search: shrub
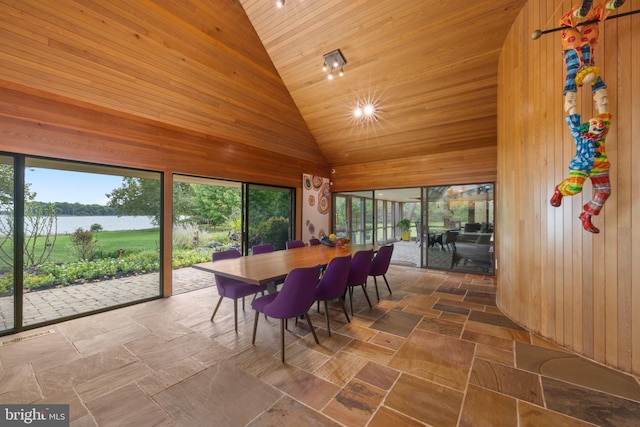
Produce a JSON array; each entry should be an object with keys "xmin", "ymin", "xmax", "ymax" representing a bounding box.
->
[
  {"xmin": 172, "ymin": 248, "xmax": 213, "ymax": 268},
  {"xmin": 69, "ymin": 227, "xmax": 99, "ymax": 261},
  {"xmin": 256, "ymin": 217, "xmax": 289, "ymax": 250},
  {"xmin": 90, "ymin": 223, "xmax": 103, "ymax": 232}
]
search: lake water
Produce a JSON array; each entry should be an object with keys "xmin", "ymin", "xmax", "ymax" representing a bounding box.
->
[{"xmin": 1, "ymin": 215, "xmax": 157, "ymax": 234}]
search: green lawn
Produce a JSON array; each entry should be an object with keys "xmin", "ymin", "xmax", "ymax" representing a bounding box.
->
[{"xmin": 2, "ymin": 228, "xmax": 161, "ymax": 266}]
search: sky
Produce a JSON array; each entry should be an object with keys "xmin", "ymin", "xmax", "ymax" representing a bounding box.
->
[{"xmin": 26, "ymin": 168, "xmax": 125, "ymax": 205}]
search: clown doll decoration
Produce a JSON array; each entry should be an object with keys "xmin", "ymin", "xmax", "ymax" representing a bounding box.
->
[{"xmin": 549, "ymin": 0, "xmax": 624, "ymax": 233}]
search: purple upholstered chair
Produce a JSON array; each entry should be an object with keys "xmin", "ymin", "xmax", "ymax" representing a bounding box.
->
[
  {"xmin": 210, "ymin": 249, "xmax": 267, "ymax": 332},
  {"xmin": 308, "ymin": 238, "xmax": 321, "ymax": 246},
  {"xmin": 314, "ymin": 255, "xmax": 352, "ymax": 336},
  {"xmin": 368, "ymin": 244, "xmax": 394, "ymax": 301},
  {"xmin": 286, "ymin": 240, "xmax": 305, "ymax": 249},
  {"xmin": 345, "ymin": 249, "xmax": 374, "ymax": 316},
  {"xmin": 251, "ymin": 265, "xmax": 321, "ymax": 362},
  {"xmin": 252, "ymin": 243, "xmax": 275, "ymax": 255}
]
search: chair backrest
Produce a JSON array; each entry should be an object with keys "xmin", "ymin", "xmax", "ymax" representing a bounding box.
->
[
  {"xmin": 308, "ymin": 238, "xmax": 321, "ymax": 246},
  {"xmin": 261, "ymin": 266, "xmax": 320, "ymax": 318},
  {"xmin": 211, "ymin": 249, "xmax": 244, "ymax": 289},
  {"xmin": 252, "ymin": 243, "xmax": 274, "ymax": 255},
  {"xmin": 286, "ymin": 240, "xmax": 305, "ymax": 249},
  {"xmin": 369, "ymin": 244, "xmax": 394, "ymax": 276},
  {"xmin": 347, "ymin": 249, "xmax": 374, "ymax": 286},
  {"xmin": 315, "ymin": 255, "xmax": 351, "ymax": 300},
  {"xmin": 212, "ymin": 248, "xmax": 241, "ymax": 262}
]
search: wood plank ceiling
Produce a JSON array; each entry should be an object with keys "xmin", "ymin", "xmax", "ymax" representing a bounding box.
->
[{"xmin": 239, "ymin": 0, "xmax": 528, "ymax": 167}]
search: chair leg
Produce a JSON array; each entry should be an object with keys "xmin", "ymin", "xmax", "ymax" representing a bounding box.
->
[
  {"xmin": 373, "ymin": 276, "xmax": 380, "ymax": 301},
  {"xmin": 348, "ymin": 287, "xmax": 354, "ymax": 316},
  {"xmin": 304, "ymin": 312, "xmax": 319, "ymax": 344},
  {"xmin": 210, "ymin": 296, "xmax": 223, "ymax": 321},
  {"xmin": 338, "ymin": 297, "xmax": 351, "ymax": 323},
  {"xmin": 383, "ymin": 275, "xmax": 392, "ymax": 295},
  {"xmin": 252, "ymin": 311, "xmax": 259, "ymax": 344},
  {"xmin": 280, "ymin": 319, "xmax": 286, "ymax": 363},
  {"xmin": 323, "ymin": 300, "xmax": 331, "ymax": 336},
  {"xmin": 360, "ymin": 284, "xmax": 372, "ymax": 308},
  {"xmin": 233, "ymin": 299, "xmax": 239, "ymax": 332}
]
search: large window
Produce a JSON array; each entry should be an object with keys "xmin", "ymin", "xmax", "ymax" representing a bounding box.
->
[
  {"xmin": 1, "ymin": 156, "xmax": 163, "ymax": 333},
  {"xmin": 0, "ymin": 156, "xmax": 15, "ymax": 332},
  {"xmin": 246, "ymin": 184, "xmax": 295, "ymax": 251},
  {"xmin": 332, "ymin": 185, "xmax": 494, "ymax": 275},
  {"xmin": 333, "ymin": 191, "xmax": 374, "ymax": 244},
  {"xmin": 172, "ymin": 175, "xmax": 242, "ymax": 293}
]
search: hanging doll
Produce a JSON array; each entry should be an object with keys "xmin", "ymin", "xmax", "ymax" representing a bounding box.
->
[{"xmin": 549, "ymin": 0, "xmax": 624, "ymax": 233}]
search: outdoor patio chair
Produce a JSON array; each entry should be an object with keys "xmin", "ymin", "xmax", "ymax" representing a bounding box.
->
[
  {"xmin": 251, "ymin": 265, "xmax": 321, "ymax": 362},
  {"xmin": 210, "ymin": 249, "xmax": 267, "ymax": 332}
]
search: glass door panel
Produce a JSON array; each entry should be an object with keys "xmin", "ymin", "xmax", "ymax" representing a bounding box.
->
[
  {"xmin": 0, "ymin": 156, "xmax": 15, "ymax": 332},
  {"xmin": 22, "ymin": 159, "xmax": 162, "ymax": 326},
  {"xmin": 172, "ymin": 175, "xmax": 241, "ymax": 292},
  {"xmin": 331, "ymin": 191, "xmax": 373, "ymax": 244},
  {"xmin": 426, "ymin": 183, "xmax": 494, "ymax": 274},
  {"xmin": 246, "ymin": 184, "xmax": 294, "ymax": 251}
]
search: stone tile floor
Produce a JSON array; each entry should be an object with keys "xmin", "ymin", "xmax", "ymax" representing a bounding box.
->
[{"xmin": 1, "ymin": 263, "xmax": 639, "ymax": 426}]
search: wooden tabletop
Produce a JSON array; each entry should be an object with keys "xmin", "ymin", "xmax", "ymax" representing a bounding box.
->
[{"xmin": 192, "ymin": 244, "xmax": 379, "ymax": 286}]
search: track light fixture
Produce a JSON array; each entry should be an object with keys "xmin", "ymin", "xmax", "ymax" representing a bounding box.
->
[{"xmin": 322, "ymin": 49, "xmax": 346, "ymax": 81}]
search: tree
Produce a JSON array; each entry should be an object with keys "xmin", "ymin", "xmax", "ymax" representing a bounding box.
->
[
  {"xmin": 107, "ymin": 178, "xmax": 196, "ymax": 225},
  {"xmin": 107, "ymin": 177, "xmax": 161, "ymax": 224},
  {"xmin": 0, "ymin": 164, "xmax": 57, "ymax": 269},
  {"xmin": 192, "ymin": 184, "xmax": 241, "ymax": 226}
]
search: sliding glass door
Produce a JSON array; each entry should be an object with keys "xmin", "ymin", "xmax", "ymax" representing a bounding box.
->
[
  {"xmin": 0, "ymin": 156, "xmax": 163, "ymax": 332},
  {"xmin": 332, "ymin": 191, "xmax": 374, "ymax": 244},
  {"xmin": 245, "ymin": 184, "xmax": 294, "ymax": 251},
  {"xmin": 0, "ymin": 156, "xmax": 15, "ymax": 332},
  {"xmin": 425, "ymin": 183, "xmax": 494, "ymax": 274}
]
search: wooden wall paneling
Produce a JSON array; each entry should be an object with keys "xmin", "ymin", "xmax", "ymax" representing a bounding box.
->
[
  {"xmin": 602, "ymin": 13, "xmax": 622, "ymax": 371},
  {"xmin": 0, "ymin": 0, "xmax": 325, "ymax": 165},
  {"xmin": 329, "ymin": 146, "xmax": 497, "ymax": 193},
  {"xmin": 543, "ymin": 0, "xmax": 557, "ymax": 341},
  {"xmin": 530, "ymin": 1, "xmax": 543, "ymax": 334},
  {"xmin": 498, "ymin": 0, "xmax": 640, "ymax": 375},
  {"xmin": 632, "ymin": 10, "xmax": 640, "ymax": 375},
  {"xmin": 614, "ymin": 8, "xmax": 633, "ymax": 374},
  {"xmin": 0, "ymin": 86, "xmax": 329, "ymax": 187}
]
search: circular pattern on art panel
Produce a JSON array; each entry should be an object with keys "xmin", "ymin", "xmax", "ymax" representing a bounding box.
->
[
  {"xmin": 308, "ymin": 194, "xmax": 315, "ymax": 206},
  {"xmin": 308, "ymin": 223, "xmax": 315, "ymax": 235},
  {"xmin": 318, "ymin": 194, "xmax": 329, "ymax": 214},
  {"xmin": 312, "ymin": 175, "xmax": 323, "ymax": 189},
  {"xmin": 304, "ymin": 175, "xmax": 312, "ymax": 190}
]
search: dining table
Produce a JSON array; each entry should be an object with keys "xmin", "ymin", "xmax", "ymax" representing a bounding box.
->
[{"xmin": 192, "ymin": 243, "xmax": 379, "ymax": 286}]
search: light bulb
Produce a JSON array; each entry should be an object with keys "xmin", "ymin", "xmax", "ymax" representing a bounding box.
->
[
  {"xmin": 354, "ymin": 107, "xmax": 363, "ymax": 117},
  {"xmin": 276, "ymin": 0, "xmax": 284, "ymax": 8},
  {"xmin": 339, "ymin": 68, "xmax": 344, "ymax": 77},
  {"xmin": 363, "ymin": 104, "xmax": 374, "ymax": 116},
  {"xmin": 322, "ymin": 63, "xmax": 327, "ymax": 72},
  {"xmin": 328, "ymin": 73, "xmax": 333, "ymax": 80}
]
